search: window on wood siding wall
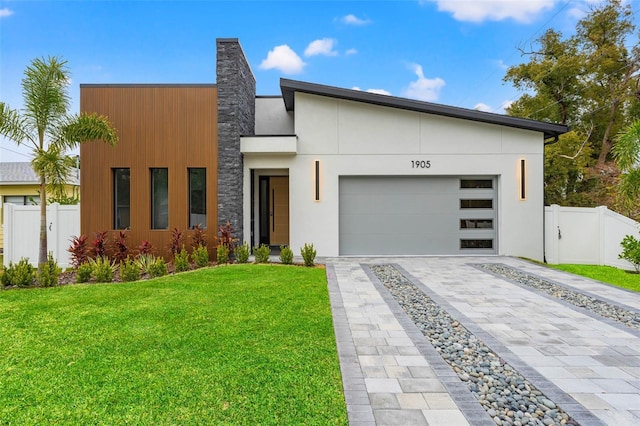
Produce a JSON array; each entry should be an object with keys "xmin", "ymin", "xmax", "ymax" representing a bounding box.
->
[
  {"xmin": 189, "ymin": 168, "xmax": 206, "ymax": 229},
  {"xmin": 151, "ymin": 168, "xmax": 169, "ymax": 230},
  {"xmin": 113, "ymin": 168, "xmax": 130, "ymax": 229}
]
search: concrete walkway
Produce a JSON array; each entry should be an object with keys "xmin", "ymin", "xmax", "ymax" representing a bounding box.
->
[{"xmin": 325, "ymin": 257, "xmax": 640, "ymax": 426}]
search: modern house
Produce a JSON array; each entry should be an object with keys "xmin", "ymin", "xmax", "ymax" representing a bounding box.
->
[
  {"xmin": 80, "ymin": 38, "xmax": 568, "ymax": 261},
  {"xmin": 0, "ymin": 161, "xmax": 79, "ymax": 253}
]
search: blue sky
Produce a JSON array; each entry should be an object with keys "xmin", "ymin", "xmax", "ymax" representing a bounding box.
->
[{"xmin": 1, "ymin": 0, "xmax": 638, "ymax": 162}]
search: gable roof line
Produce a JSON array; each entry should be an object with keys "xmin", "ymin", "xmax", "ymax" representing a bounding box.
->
[{"xmin": 280, "ymin": 78, "xmax": 569, "ymax": 140}]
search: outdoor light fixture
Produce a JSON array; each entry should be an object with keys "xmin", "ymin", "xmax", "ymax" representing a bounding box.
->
[
  {"xmin": 315, "ymin": 160, "xmax": 320, "ymax": 201},
  {"xmin": 519, "ymin": 159, "xmax": 526, "ymax": 200}
]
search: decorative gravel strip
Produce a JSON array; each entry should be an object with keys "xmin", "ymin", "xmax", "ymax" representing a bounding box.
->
[
  {"xmin": 371, "ymin": 264, "xmax": 578, "ymax": 426},
  {"xmin": 478, "ymin": 263, "xmax": 640, "ymax": 331}
]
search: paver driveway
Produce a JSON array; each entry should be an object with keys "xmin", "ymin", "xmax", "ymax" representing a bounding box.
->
[{"xmin": 325, "ymin": 257, "xmax": 640, "ymax": 426}]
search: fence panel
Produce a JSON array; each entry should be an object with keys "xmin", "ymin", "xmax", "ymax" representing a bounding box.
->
[
  {"xmin": 544, "ymin": 204, "xmax": 637, "ymax": 270},
  {"xmin": 3, "ymin": 203, "xmax": 79, "ymax": 268}
]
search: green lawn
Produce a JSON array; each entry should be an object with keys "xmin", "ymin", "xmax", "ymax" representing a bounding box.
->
[
  {"xmin": 547, "ymin": 263, "xmax": 640, "ymax": 292},
  {"xmin": 0, "ymin": 264, "xmax": 347, "ymax": 425}
]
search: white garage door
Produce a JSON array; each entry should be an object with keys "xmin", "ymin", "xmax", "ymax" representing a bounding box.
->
[{"xmin": 339, "ymin": 176, "xmax": 497, "ymax": 255}]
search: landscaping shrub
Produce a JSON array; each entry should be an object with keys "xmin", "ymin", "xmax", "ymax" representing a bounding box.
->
[
  {"xmin": 38, "ymin": 253, "xmax": 61, "ymax": 287},
  {"xmin": 135, "ymin": 254, "xmax": 156, "ymax": 275},
  {"xmin": 148, "ymin": 258, "xmax": 168, "ymax": 278},
  {"xmin": 91, "ymin": 231, "xmax": 109, "ymax": 259},
  {"xmin": 191, "ymin": 224, "xmax": 207, "ymax": 249},
  {"xmin": 254, "ymin": 244, "xmax": 271, "ymax": 264},
  {"xmin": 215, "ymin": 244, "xmax": 228, "ymax": 265},
  {"xmin": 76, "ymin": 262, "xmax": 92, "ymax": 283},
  {"xmin": 218, "ymin": 220, "xmax": 238, "ymax": 253},
  {"xmin": 301, "ymin": 243, "xmax": 317, "ymax": 267},
  {"xmin": 174, "ymin": 246, "xmax": 190, "ymax": 273},
  {"xmin": 279, "ymin": 245, "xmax": 294, "ymax": 265},
  {"xmin": 138, "ymin": 240, "xmax": 153, "ymax": 256},
  {"xmin": 619, "ymin": 234, "xmax": 640, "ymax": 272},
  {"xmin": 234, "ymin": 242, "xmax": 250, "ymax": 264},
  {"xmin": 191, "ymin": 244, "xmax": 209, "ymax": 267},
  {"xmin": 113, "ymin": 230, "xmax": 129, "ymax": 263},
  {"xmin": 168, "ymin": 227, "xmax": 184, "ymax": 258},
  {"xmin": 120, "ymin": 258, "xmax": 141, "ymax": 282},
  {"xmin": 1, "ymin": 258, "xmax": 35, "ymax": 288},
  {"xmin": 68, "ymin": 234, "xmax": 89, "ymax": 268},
  {"xmin": 90, "ymin": 256, "xmax": 117, "ymax": 283}
]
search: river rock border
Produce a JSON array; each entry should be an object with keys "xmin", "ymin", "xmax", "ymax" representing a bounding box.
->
[
  {"xmin": 370, "ymin": 264, "xmax": 594, "ymax": 426},
  {"xmin": 477, "ymin": 264, "xmax": 640, "ymax": 332}
]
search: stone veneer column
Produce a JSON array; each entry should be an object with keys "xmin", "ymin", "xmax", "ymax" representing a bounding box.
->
[{"xmin": 216, "ymin": 38, "xmax": 255, "ymax": 241}]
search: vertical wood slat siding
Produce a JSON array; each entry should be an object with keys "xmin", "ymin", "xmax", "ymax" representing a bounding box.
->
[{"xmin": 80, "ymin": 85, "xmax": 218, "ymax": 257}]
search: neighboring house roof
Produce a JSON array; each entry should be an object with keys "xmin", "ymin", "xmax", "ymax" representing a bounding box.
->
[
  {"xmin": 0, "ymin": 162, "xmax": 80, "ymax": 186},
  {"xmin": 280, "ymin": 78, "xmax": 569, "ymax": 141}
]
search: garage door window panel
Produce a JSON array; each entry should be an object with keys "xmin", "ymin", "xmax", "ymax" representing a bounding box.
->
[
  {"xmin": 460, "ymin": 219, "xmax": 493, "ymax": 229},
  {"xmin": 460, "ymin": 179, "xmax": 493, "ymax": 189},
  {"xmin": 460, "ymin": 199, "xmax": 493, "ymax": 209},
  {"xmin": 461, "ymin": 239, "xmax": 493, "ymax": 249}
]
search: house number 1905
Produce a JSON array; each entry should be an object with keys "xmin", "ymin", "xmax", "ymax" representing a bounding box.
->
[{"xmin": 411, "ymin": 160, "xmax": 431, "ymax": 169}]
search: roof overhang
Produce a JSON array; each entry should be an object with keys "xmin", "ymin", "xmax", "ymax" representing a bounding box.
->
[{"xmin": 280, "ymin": 78, "xmax": 569, "ymax": 141}]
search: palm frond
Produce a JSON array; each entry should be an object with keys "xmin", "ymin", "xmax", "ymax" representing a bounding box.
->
[
  {"xmin": 618, "ymin": 168, "xmax": 640, "ymax": 211},
  {"xmin": 31, "ymin": 145, "xmax": 74, "ymax": 200},
  {"xmin": 21, "ymin": 56, "xmax": 71, "ymax": 146},
  {"xmin": 0, "ymin": 102, "xmax": 34, "ymax": 146},
  {"xmin": 613, "ymin": 119, "xmax": 640, "ymax": 172},
  {"xmin": 57, "ymin": 112, "xmax": 118, "ymax": 150}
]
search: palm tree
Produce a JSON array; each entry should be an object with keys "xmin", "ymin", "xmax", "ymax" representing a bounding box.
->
[
  {"xmin": 612, "ymin": 119, "xmax": 640, "ymax": 215},
  {"xmin": 0, "ymin": 56, "xmax": 118, "ymax": 265}
]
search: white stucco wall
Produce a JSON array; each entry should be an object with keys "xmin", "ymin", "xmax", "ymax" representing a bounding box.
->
[
  {"xmin": 255, "ymin": 97, "xmax": 294, "ymax": 135},
  {"xmin": 245, "ymin": 92, "xmax": 545, "ymax": 260}
]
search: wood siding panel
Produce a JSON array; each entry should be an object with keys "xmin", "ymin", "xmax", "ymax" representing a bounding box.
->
[{"xmin": 80, "ymin": 86, "xmax": 218, "ymax": 257}]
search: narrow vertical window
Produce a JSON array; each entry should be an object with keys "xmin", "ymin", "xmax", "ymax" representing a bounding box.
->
[
  {"xmin": 189, "ymin": 168, "xmax": 206, "ymax": 228},
  {"xmin": 151, "ymin": 168, "xmax": 169, "ymax": 230},
  {"xmin": 113, "ymin": 168, "xmax": 130, "ymax": 229}
]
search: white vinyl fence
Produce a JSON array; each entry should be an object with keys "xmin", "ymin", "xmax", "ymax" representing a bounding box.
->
[
  {"xmin": 544, "ymin": 204, "xmax": 639, "ymax": 270},
  {"xmin": 3, "ymin": 203, "xmax": 80, "ymax": 268}
]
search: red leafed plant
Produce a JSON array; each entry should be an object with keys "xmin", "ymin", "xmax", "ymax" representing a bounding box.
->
[
  {"xmin": 191, "ymin": 224, "xmax": 207, "ymax": 249},
  {"xmin": 138, "ymin": 240, "xmax": 153, "ymax": 255},
  {"xmin": 113, "ymin": 230, "xmax": 129, "ymax": 263},
  {"xmin": 92, "ymin": 231, "xmax": 108, "ymax": 259},
  {"xmin": 218, "ymin": 220, "xmax": 238, "ymax": 251},
  {"xmin": 168, "ymin": 227, "xmax": 184, "ymax": 258},
  {"xmin": 68, "ymin": 234, "xmax": 89, "ymax": 268}
]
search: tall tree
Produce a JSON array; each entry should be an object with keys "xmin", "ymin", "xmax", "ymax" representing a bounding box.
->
[
  {"xmin": 504, "ymin": 0, "xmax": 640, "ymax": 207},
  {"xmin": 576, "ymin": 0, "xmax": 640, "ymax": 167},
  {"xmin": 0, "ymin": 56, "xmax": 118, "ymax": 265}
]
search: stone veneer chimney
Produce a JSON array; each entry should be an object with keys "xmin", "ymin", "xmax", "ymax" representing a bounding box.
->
[{"xmin": 216, "ymin": 38, "xmax": 256, "ymax": 241}]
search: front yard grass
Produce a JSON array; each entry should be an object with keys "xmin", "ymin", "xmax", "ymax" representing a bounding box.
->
[
  {"xmin": 0, "ymin": 264, "xmax": 347, "ymax": 425},
  {"xmin": 547, "ymin": 263, "xmax": 640, "ymax": 293}
]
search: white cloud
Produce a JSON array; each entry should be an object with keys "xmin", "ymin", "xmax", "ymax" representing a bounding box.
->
[
  {"xmin": 352, "ymin": 86, "xmax": 392, "ymax": 96},
  {"xmin": 428, "ymin": 0, "xmax": 557, "ymax": 23},
  {"xmin": 0, "ymin": 8, "xmax": 14, "ymax": 18},
  {"xmin": 366, "ymin": 88, "xmax": 391, "ymax": 95},
  {"xmin": 474, "ymin": 103, "xmax": 493, "ymax": 112},
  {"xmin": 402, "ymin": 64, "xmax": 445, "ymax": 102},
  {"xmin": 473, "ymin": 100, "xmax": 513, "ymax": 113},
  {"xmin": 259, "ymin": 45, "xmax": 306, "ymax": 74},
  {"xmin": 500, "ymin": 99, "xmax": 513, "ymax": 111},
  {"xmin": 304, "ymin": 38, "xmax": 338, "ymax": 57},
  {"xmin": 341, "ymin": 14, "xmax": 371, "ymax": 25},
  {"xmin": 494, "ymin": 59, "xmax": 508, "ymax": 70},
  {"xmin": 346, "ymin": 48, "xmax": 358, "ymax": 55}
]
